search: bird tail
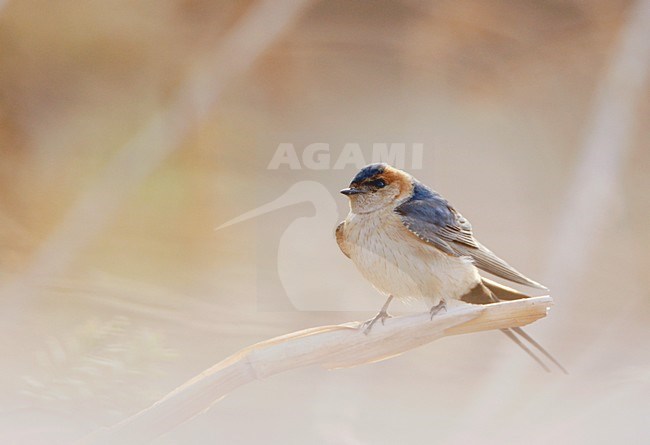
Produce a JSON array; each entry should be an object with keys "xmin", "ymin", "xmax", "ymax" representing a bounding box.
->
[
  {"xmin": 463, "ymin": 278, "xmax": 567, "ymax": 374},
  {"xmin": 481, "ymin": 277, "xmax": 529, "ymax": 301}
]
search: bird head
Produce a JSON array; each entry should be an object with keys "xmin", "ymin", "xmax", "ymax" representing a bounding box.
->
[{"xmin": 340, "ymin": 163, "xmax": 413, "ymax": 213}]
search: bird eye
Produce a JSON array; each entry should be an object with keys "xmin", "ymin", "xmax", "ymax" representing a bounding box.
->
[{"xmin": 372, "ymin": 179, "xmax": 386, "ymax": 188}]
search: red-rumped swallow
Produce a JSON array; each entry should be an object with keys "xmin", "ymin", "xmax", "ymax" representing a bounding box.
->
[{"xmin": 336, "ymin": 163, "xmax": 566, "ymax": 373}]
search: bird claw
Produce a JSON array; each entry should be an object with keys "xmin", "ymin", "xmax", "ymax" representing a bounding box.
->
[
  {"xmin": 429, "ymin": 301, "xmax": 447, "ymax": 319},
  {"xmin": 361, "ymin": 310, "xmax": 392, "ymax": 335}
]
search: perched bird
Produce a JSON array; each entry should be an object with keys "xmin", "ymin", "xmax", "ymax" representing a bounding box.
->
[{"xmin": 336, "ymin": 163, "xmax": 565, "ymax": 373}]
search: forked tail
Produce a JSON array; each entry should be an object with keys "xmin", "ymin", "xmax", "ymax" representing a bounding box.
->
[{"xmin": 462, "ymin": 278, "xmax": 567, "ymax": 374}]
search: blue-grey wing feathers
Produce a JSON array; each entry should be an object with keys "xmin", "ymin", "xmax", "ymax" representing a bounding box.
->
[{"xmin": 395, "ymin": 181, "xmax": 548, "ymax": 290}]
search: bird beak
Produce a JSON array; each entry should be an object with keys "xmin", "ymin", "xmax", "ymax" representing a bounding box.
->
[{"xmin": 340, "ymin": 187, "xmax": 364, "ymax": 196}]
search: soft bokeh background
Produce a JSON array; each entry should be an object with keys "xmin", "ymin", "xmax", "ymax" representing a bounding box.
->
[{"xmin": 1, "ymin": 0, "xmax": 649, "ymax": 443}]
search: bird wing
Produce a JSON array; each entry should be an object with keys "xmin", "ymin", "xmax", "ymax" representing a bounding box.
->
[
  {"xmin": 335, "ymin": 221, "xmax": 351, "ymax": 258},
  {"xmin": 395, "ymin": 184, "xmax": 548, "ymax": 290}
]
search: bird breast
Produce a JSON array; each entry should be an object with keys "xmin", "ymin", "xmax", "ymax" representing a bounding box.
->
[{"xmin": 340, "ymin": 208, "xmax": 480, "ymax": 304}]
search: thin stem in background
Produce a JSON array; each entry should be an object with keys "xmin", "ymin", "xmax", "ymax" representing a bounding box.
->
[{"xmin": 0, "ymin": 0, "xmax": 315, "ymax": 315}]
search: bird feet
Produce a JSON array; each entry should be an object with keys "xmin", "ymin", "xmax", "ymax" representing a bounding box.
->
[
  {"xmin": 361, "ymin": 310, "xmax": 392, "ymax": 335},
  {"xmin": 429, "ymin": 301, "xmax": 447, "ymax": 319}
]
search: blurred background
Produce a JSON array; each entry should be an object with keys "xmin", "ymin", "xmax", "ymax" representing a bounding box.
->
[{"xmin": 1, "ymin": 0, "xmax": 649, "ymax": 443}]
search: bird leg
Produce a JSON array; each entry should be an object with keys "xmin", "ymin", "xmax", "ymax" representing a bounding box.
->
[
  {"xmin": 429, "ymin": 300, "xmax": 447, "ymax": 319},
  {"xmin": 362, "ymin": 295, "xmax": 394, "ymax": 335}
]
